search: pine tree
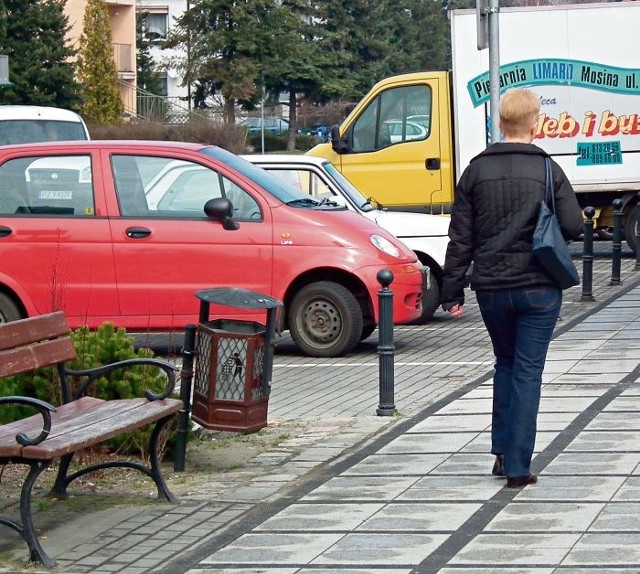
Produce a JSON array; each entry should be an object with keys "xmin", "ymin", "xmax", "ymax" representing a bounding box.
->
[
  {"xmin": 165, "ymin": 0, "xmax": 265, "ymax": 121},
  {"xmin": 0, "ymin": 0, "xmax": 81, "ymax": 107},
  {"xmin": 137, "ymin": 11, "xmax": 164, "ymax": 96},
  {"xmin": 391, "ymin": 0, "xmax": 453, "ymax": 74},
  {"xmin": 315, "ymin": 0, "xmax": 395, "ymax": 100},
  {"xmin": 76, "ymin": 0, "xmax": 124, "ymax": 125},
  {"xmin": 261, "ymin": 0, "xmax": 328, "ymax": 150}
]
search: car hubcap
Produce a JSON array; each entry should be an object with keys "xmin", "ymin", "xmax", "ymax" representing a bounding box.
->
[{"xmin": 302, "ymin": 299, "xmax": 342, "ymax": 344}]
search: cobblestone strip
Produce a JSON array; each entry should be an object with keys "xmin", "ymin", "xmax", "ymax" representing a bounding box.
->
[{"xmin": 53, "ymin": 502, "xmax": 252, "ymax": 573}]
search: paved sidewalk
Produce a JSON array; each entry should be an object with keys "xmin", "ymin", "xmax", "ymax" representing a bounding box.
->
[
  {"xmin": 2, "ymin": 246, "xmax": 640, "ymax": 573},
  {"xmin": 178, "ymin": 282, "xmax": 640, "ymax": 573}
]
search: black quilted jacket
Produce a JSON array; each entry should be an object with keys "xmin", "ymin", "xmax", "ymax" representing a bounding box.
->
[{"xmin": 441, "ymin": 142, "xmax": 583, "ymax": 309}]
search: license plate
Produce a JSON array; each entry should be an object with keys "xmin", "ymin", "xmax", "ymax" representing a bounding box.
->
[{"xmin": 38, "ymin": 190, "xmax": 73, "ymax": 200}]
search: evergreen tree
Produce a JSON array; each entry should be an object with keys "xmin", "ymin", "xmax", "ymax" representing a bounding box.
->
[
  {"xmin": 315, "ymin": 0, "xmax": 395, "ymax": 100},
  {"xmin": 136, "ymin": 12, "xmax": 167, "ymax": 122},
  {"xmin": 165, "ymin": 0, "xmax": 265, "ymax": 122},
  {"xmin": 76, "ymin": 0, "xmax": 124, "ymax": 125},
  {"xmin": 137, "ymin": 11, "xmax": 164, "ymax": 95},
  {"xmin": 258, "ymin": 0, "xmax": 329, "ymax": 150},
  {"xmin": 0, "ymin": 0, "xmax": 81, "ymax": 107},
  {"xmin": 391, "ymin": 0, "xmax": 453, "ymax": 73}
]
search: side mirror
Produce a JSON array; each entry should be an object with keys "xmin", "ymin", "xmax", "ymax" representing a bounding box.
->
[
  {"xmin": 330, "ymin": 124, "xmax": 350, "ymax": 154},
  {"xmin": 204, "ymin": 197, "xmax": 239, "ymax": 230}
]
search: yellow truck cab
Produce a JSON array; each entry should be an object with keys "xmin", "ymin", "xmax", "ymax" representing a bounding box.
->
[{"xmin": 307, "ymin": 72, "xmax": 454, "ymax": 214}]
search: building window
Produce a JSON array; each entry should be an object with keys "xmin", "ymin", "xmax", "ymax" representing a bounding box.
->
[
  {"xmin": 144, "ymin": 11, "xmax": 168, "ymax": 42},
  {"xmin": 158, "ymin": 73, "xmax": 168, "ymax": 97}
]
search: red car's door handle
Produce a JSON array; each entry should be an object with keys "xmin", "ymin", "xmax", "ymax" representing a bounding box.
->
[
  {"xmin": 125, "ymin": 227, "xmax": 151, "ymax": 239},
  {"xmin": 0, "ymin": 226, "xmax": 12, "ymax": 237}
]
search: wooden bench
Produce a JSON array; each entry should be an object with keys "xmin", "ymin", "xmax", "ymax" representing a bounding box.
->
[{"xmin": 0, "ymin": 312, "xmax": 183, "ymax": 568}]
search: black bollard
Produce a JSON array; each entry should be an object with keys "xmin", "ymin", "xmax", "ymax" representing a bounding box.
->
[
  {"xmin": 635, "ymin": 192, "xmax": 640, "ymax": 271},
  {"xmin": 611, "ymin": 198, "xmax": 623, "ymax": 286},
  {"xmin": 376, "ymin": 269, "xmax": 396, "ymax": 416},
  {"xmin": 582, "ymin": 207, "xmax": 596, "ymax": 302},
  {"xmin": 174, "ymin": 323, "xmax": 196, "ymax": 472}
]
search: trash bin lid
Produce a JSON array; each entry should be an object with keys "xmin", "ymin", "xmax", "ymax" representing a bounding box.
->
[{"xmin": 195, "ymin": 287, "xmax": 283, "ymax": 310}]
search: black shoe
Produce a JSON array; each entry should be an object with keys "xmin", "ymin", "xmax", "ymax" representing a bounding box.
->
[
  {"xmin": 492, "ymin": 454, "xmax": 504, "ymax": 477},
  {"xmin": 506, "ymin": 474, "xmax": 537, "ymax": 488}
]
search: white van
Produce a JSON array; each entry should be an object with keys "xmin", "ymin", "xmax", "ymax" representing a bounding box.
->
[{"xmin": 0, "ymin": 105, "xmax": 90, "ymax": 145}]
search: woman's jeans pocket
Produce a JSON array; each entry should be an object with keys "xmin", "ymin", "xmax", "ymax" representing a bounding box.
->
[{"xmin": 524, "ymin": 286, "xmax": 562, "ymax": 310}]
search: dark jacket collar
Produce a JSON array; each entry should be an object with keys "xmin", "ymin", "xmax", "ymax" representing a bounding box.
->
[{"xmin": 470, "ymin": 142, "xmax": 549, "ymax": 163}]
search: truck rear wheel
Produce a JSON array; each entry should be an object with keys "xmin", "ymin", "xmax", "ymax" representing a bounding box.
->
[
  {"xmin": 597, "ymin": 227, "xmax": 614, "ymax": 240},
  {"xmin": 624, "ymin": 207, "xmax": 640, "ymax": 255},
  {"xmin": 289, "ymin": 281, "xmax": 363, "ymax": 357}
]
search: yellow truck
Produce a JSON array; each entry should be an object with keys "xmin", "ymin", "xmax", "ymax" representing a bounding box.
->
[{"xmin": 308, "ymin": 2, "xmax": 640, "ymax": 252}]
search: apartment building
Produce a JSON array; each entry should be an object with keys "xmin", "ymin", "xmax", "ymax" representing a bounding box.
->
[
  {"xmin": 64, "ymin": 0, "xmax": 137, "ymax": 115},
  {"xmin": 136, "ymin": 0, "xmax": 189, "ymax": 102}
]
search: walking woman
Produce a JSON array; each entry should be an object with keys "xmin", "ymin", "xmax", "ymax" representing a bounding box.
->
[{"xmin": 441, "ymin": 88, "xmax": 583, "ymax": 488}]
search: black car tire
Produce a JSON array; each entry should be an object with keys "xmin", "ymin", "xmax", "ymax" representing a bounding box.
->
[
  {"xmin": 359, "ymin": 322, "xmax": 377, "ymax": 341},
  {"xmin": 289, "ymin": 281, "xmax": 363, "ymax": 357},
  {"xmin": 418, "ymin": 271, "xmax": 441, "ymax": 323},
  {"xmin": 408, "ymin": 266, "xmax": 441, "ymax": 325},
  {"xmin": 0, "ymin": 292, "xmax": 22, "ymax": 323}
]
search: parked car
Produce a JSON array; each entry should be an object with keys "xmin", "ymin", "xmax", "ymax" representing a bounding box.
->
[
  {"xmin": 298, "ymin": 124, "xmax": 331, "ymax": 143},
  {"xmin": 242, "ymin": 154, "xmax": 449, "ymax": 322},
  {"xmin": 383, "ymin": 120, "xmax": 428, "ymax": 144},
  {"xmin": 0, "ymin": 105, "xmax": 90, "ymax": 145},
  {"xmin": 239, "ymin": 117, "xmax": 289, "ymax": 136},
  {"xmin": 0, "ymin": 140, "xmax": 424, "ymax": 357}
]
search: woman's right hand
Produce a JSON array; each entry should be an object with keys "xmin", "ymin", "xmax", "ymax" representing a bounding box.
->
[{"xmin": 448, "ymin": 303, "xmax": 463, "ymax": 319}]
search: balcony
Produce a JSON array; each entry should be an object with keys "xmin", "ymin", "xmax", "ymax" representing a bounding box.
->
[{"xmin": 113, "ymin": 43, "xmax": 134, "ymax": 79}]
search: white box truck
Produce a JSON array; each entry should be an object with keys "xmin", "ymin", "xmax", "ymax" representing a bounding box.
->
[{"xmin": 309, "ymin": 2, "xmax": 640, "ymax": 250}]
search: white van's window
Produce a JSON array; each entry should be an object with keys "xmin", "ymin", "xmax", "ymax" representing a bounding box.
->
[
  {"xmin": 0, "ymin": 120, "xmax": 89, "ymax": 144},
  {"xmin": 352, "ymin": 85, "xmax": 432, "ymax": 152},
  {"xmin": 262, "ymin": 167, "xmax": 332, "ymax": 199},
  {"xmin": 0, "ymin": 155, "xmax": 94, "ymax": 216},
  {"xmin": 114, "ymin": 155, "xmax": 261, "ymax": 220}
]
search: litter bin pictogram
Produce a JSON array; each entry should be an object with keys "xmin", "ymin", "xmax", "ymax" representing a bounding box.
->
[{"xmin": 191, "ymin": 288, "xmax": 282, "ymax": 433}]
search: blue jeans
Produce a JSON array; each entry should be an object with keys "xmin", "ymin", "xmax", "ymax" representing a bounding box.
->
[{"xmin": 476, "ymin": 286, "xmax": 562, "ymax": 478}]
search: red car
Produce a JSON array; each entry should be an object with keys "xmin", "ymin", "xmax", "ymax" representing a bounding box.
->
[{"xmin": 0, "ymin": 141, "xmax": 423, "ymax": 357}]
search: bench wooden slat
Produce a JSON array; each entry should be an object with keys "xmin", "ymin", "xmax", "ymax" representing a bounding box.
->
[
  {"xmin": 0, "ymin": 397, "xmax": 105, "ymax": 452},
  {"xmin": 22, "ymin": 398, "xmax": 182, "ymax": 459},
  {"xmin": 0, "ymin": 337, "xmax": 77, "ymax": 379},
  {"xmin": 0, "ymin": 312, "xmax": 69, "ymax": 351},
  {"xmin": 0, "ymin": 397, "xmax": 182, "ymax": 458},
  {"xmin": 0, "ymin": 397, "xmax": 106, "ymax": 457},
  {"xmin": 39, "ymin": 398, "xmax": 170, "ymax": 441}
]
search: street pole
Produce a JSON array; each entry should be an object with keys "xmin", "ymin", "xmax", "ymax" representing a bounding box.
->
[{"xmin": 488, "ymin": 0, "xmax": 501, "ymax": 144}]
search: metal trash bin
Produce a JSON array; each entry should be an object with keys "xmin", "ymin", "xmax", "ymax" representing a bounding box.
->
[{"xmin": 191, "ymin": 288, "xmax": 282, "ymax": 433}]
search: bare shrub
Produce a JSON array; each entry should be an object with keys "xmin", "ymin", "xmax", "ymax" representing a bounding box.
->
[{"xmin": 89, "ymin": 119, "xmax": 249, "ymax": 154}]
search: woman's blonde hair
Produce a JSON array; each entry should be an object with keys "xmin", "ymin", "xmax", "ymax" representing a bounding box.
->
[{"xmin": 499, "ymin": 88, "xmax": 540, "ymax": 138}]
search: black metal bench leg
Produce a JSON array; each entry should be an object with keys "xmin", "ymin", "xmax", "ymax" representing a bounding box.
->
[
  {"xmin": 50, "ymin": 452, "xmax": 74, "ymax": 498},
  {"xmin": 148, "ymin": 416, "xmax": 178, "ymax": 503},
  {"xmin": 48, "ymin": 416, "xmax": 178, "ymax": 504},
  {"xmin": 21, "ymin": 461, "xmax": 56, "ymax": 567}
]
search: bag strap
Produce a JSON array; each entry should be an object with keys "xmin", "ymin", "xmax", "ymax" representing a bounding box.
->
[{"xmin": 544, "ymin": 156, "xmax": 555, "ymax": 213}]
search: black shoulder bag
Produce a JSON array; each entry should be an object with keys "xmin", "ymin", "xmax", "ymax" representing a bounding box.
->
[{"xmin": 532, "ymin": 157, "xmax": 580, "ymax": 290}]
